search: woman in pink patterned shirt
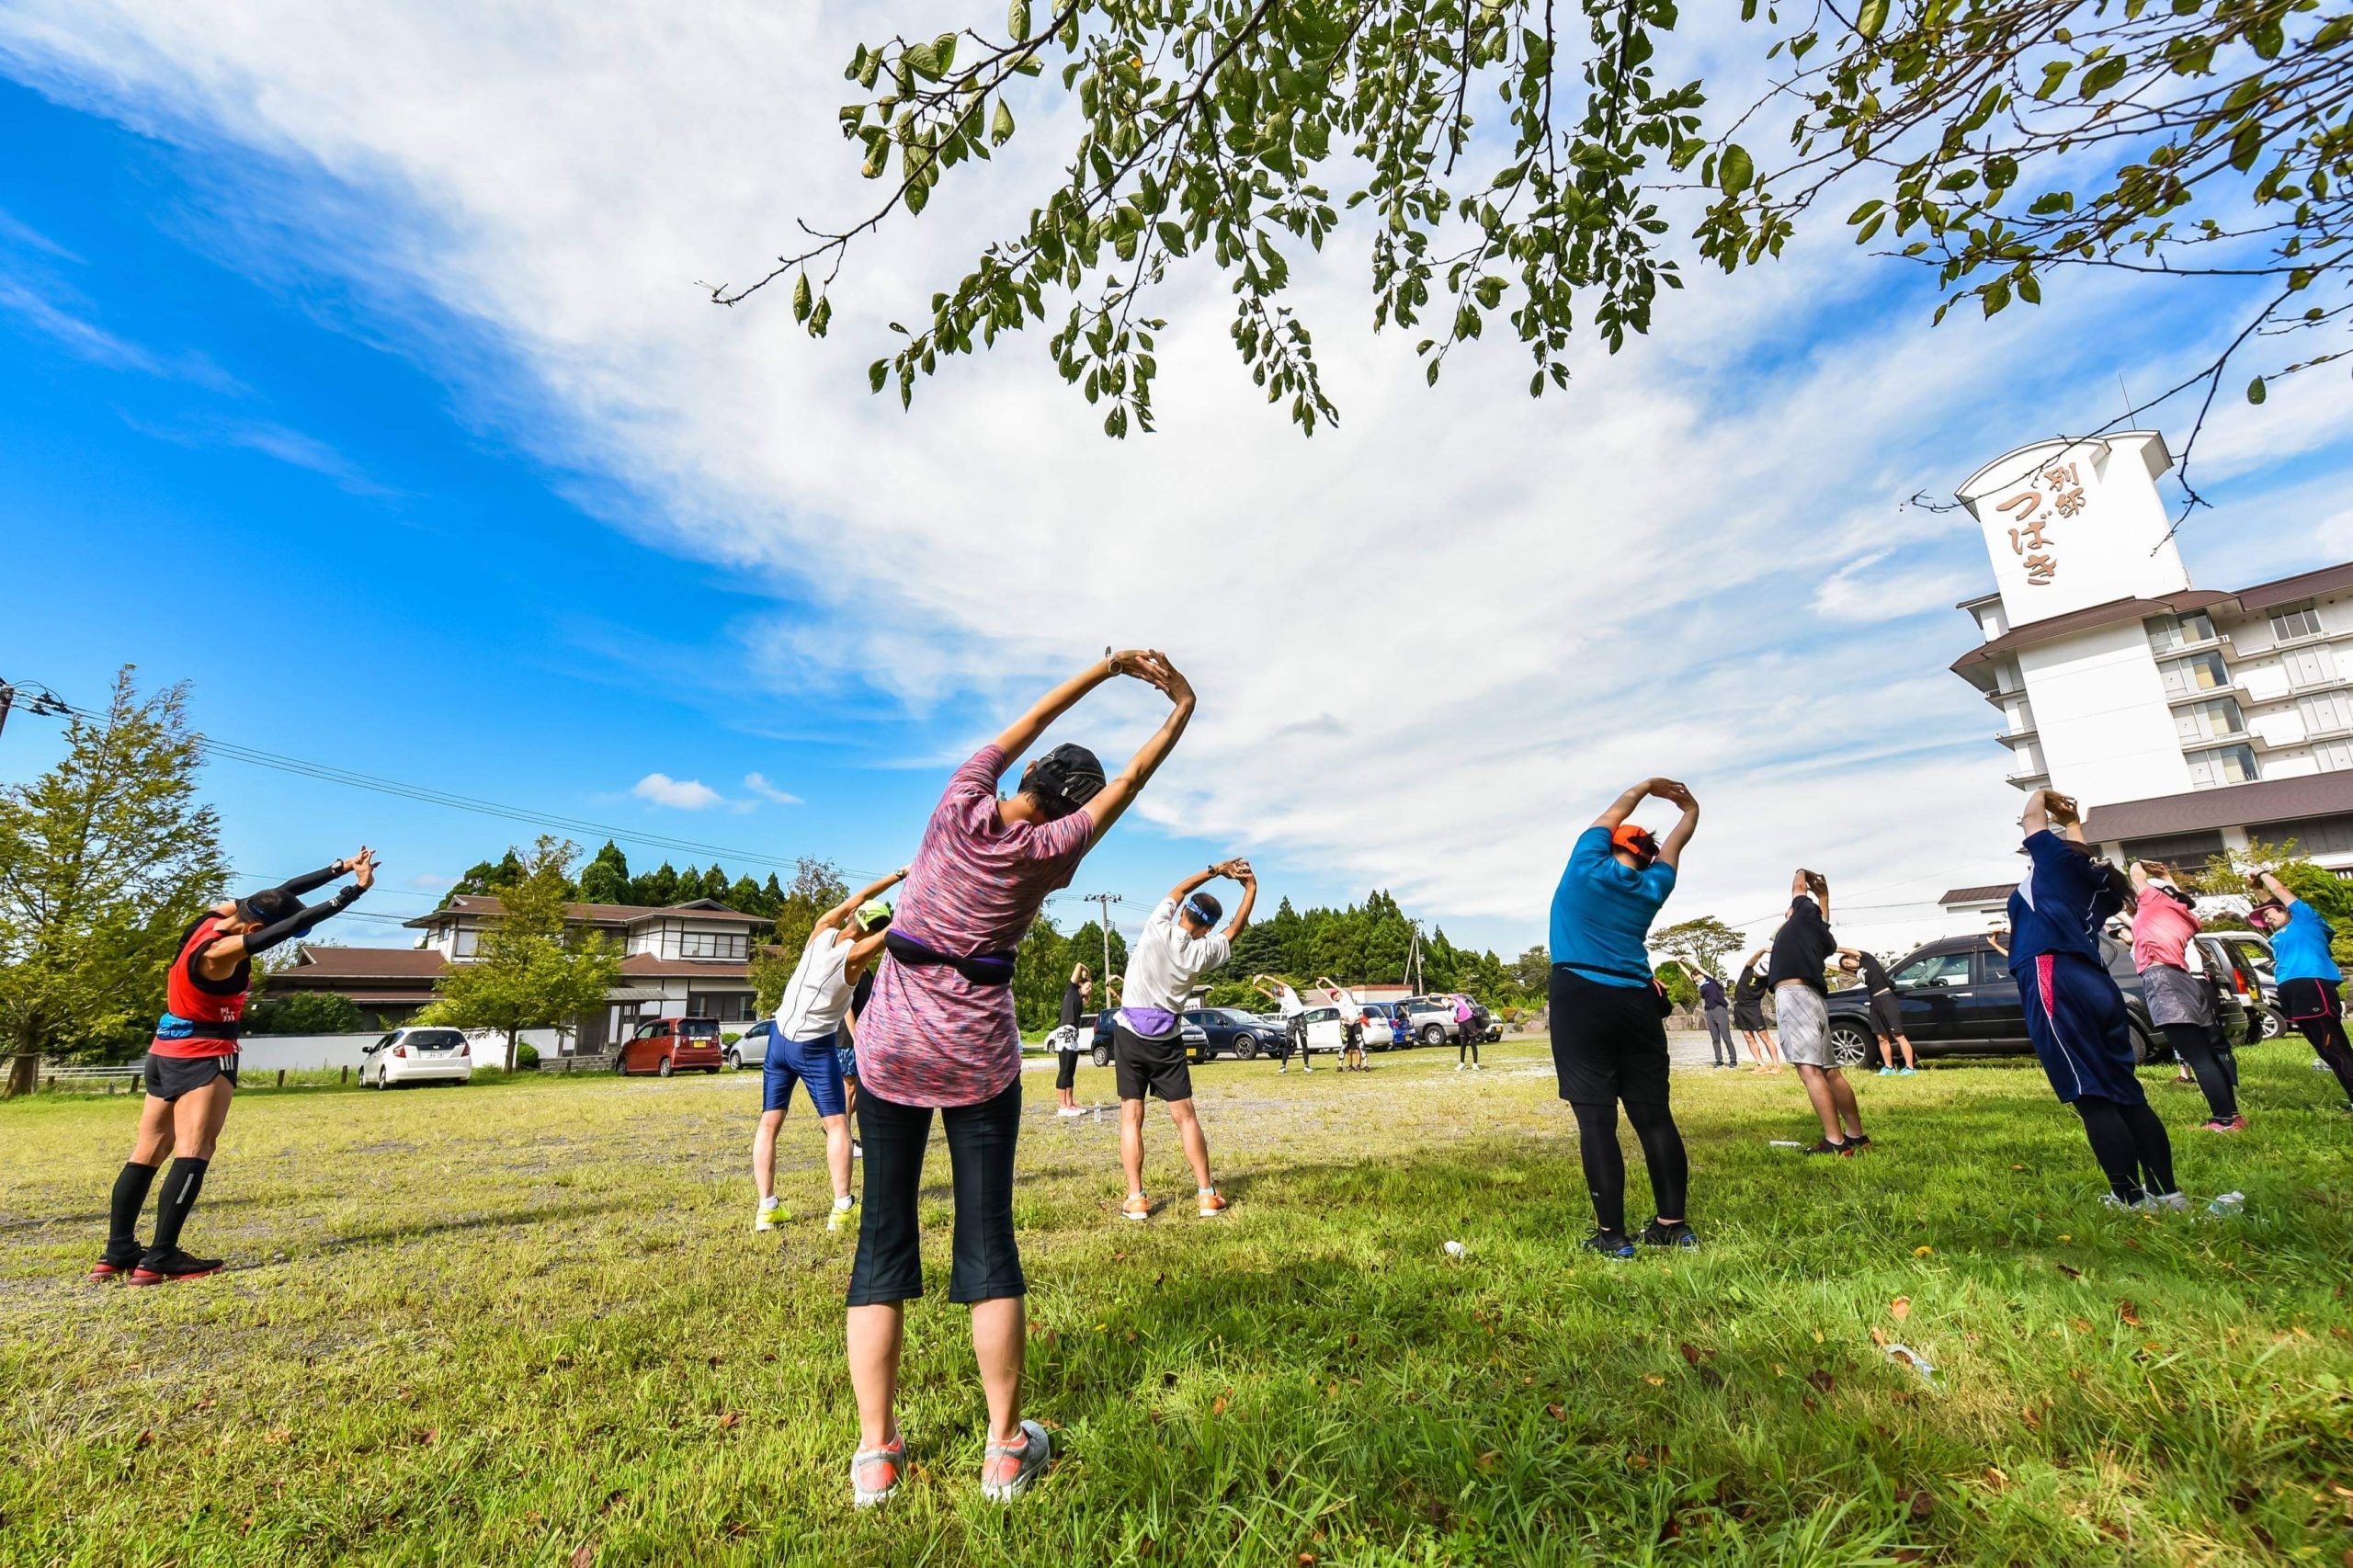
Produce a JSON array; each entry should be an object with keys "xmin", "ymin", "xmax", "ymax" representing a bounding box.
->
[{"xmin": 847, "ymin": 649, "xmax": 1195, "ymax": 1506}]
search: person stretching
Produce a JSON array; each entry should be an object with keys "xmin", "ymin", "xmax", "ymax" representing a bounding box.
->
[
  {"xmin": 1115, "ymin": 861, "xmax": 1256, "ymax": 1221},
  {"xmin": 1053, "ymin": 962, "xmax": 1092, "ymax": 1116},
  {"xmin": 2246, "ymin": 868, "xmax": 2353, "ymax": 1113},
  {"xmin": 1731, "ymin": 952, "xmax": 1779, "ymax": 1071},
  {"xmin": 1770, "ymin": 871, "xmax": 1867, "ymax": 1155},
  {"xmin": 1252, "ymin": 975, "xmax": 1313, "ymax": 1073},
  {"xmin": 2129, "ymin": 862, "xmax": 2243, "ymax": 1131},
  {"xmin": 845, "ymin": 649, "xmax": 1194, "ymax": 1506},
  {"xmin": 1549, "ymin": 777, "xmax": 1702, "ymax": 1256},
  {"xmin": 1319, "ymin": 977, "xmax": 1368, "ymax": 1071},
  {"xmin": 757, "ymin": 869, "xmax": 905, "ymax": 1233},
  {"xmin": 1697, "ymin": 971, "xmax": 1736, "ymax": 1068},
  {"xmin": 2006, "ymin": 790, "xmax": 2184, "ymax": 1209},
  {"xmin": 93, "ymin": 850, "xmax": 376, "ymax": 1284},
  {"xmin": 1454, "ymin": 994, "xmax": 1482, "ymax": 1070},
  {"xmin": 1837, "ymin": 948, "xmax": 1915, "ymax": 1075}
]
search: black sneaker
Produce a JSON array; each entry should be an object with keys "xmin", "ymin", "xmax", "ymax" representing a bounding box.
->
[
  {"xmin": 1802, "ymin": 1138, "xmax": 1853, "ymax": 1157},
  {"xmin": 127, "ymin": 1247, "xmax": 223, "ymax": 1287},
  {"xmin": 1846, "ymin": 1134, "xmax": 1872, "ymax": 1150},
  {"xmin": 1581, "ymin": 1229, "xmax": 1637, "ymax": 1259},
  {"xmin": 88, "ymin": 1244, "xmax": 142, "ymax": 1283},
  {"xmin": 1638, "ymin": 1220, "xmax": 1699, "ymax": 1249}
]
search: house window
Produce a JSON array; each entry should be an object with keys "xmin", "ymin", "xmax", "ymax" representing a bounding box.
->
[
  {"xmin": 2145, "ymin": 610, "xmax": 2216, "ymax": 653},
  {"xmin": 2185, "ymin": 744, "xmax": 2257, "ymax": 789},
  {"xmin": 688, "ymin": 991, "xmax": 756, "ymax": 1021},
  {"xmin": 2269, "ymin": 603, "xmax": 2324, "ymax": 641},
  {"xmin": 2175, "ymin": 697, "xmax": 2245, "ymax": 743},
  {"xmin": 2297, "ymin": 691, "xmax": 2353, "ymax": 736},
  {"xmin": 2158, "ymin": 651, "xmax": 2231, "ymax": 697},
  {"xmin": 679, "ymin": 929, "xmax": 747, "ymax": 960},
  {"xmin": 451, "ymin": 927, "xmax": 479, "ymax": 960}
]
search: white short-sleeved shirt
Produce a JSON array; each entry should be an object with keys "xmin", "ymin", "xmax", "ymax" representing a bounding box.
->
[
  {"xmin": 776, "ymin": 929, "xmax": 855, "ymax": 1042},
  {"xmin": 1119, "ymin": 897, "xmax": 1231, "ymax": 1035}
]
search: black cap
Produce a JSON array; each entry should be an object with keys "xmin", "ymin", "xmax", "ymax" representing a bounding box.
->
[
  {"xmin": 1026, "ymin": 744, "xmax": 1106, "ymax": 817},
  {"xmin": 236, "ymin": 887, "xmax": 301, "ymax": 926}
]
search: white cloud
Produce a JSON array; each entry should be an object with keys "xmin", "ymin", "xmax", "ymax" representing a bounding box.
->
[
  {"xmin": 631, "ymin": 772, "xmax": 722, "ymax": 811},
  {"xmin": 6, "ymin": 2, "xmax": 2347, "ymax": 946},
  {"xmin": 743, "ymin": 771, "xmax": 800, "ymax": 806}
]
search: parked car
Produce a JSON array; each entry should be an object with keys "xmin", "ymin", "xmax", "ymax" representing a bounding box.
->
[
  {"xmin": 1818, "ymin": 932, "xmax": 2251, "ymax": 1067},
  {"xmin": 2206, "ymin": 931, "xmax": 2282, "ymax": 1040},
  {"xmin": 1185, "ymin": 1006, "xmax": 1290, "ymax": 1061},
  {"xmin": 1395, "ymin": 995, "xmax": 1461, "ymax": 1047},
  {"xmin": 1082, "ymin": 1011, "xmax": 1212, "ymax": 1067},
  {"xmin": 727, "ymin": 1019, "xmax": 776, "ymax": 1071},
  {"xmin": 359, "ymin": 1026, "xmax": 474, "ymax": 1089},
  {"xmin": 1354, "ymin": 1001, "xmax": 1408, "ymax": 1050},
  {"xmin": 614, "ymin": 1016, "xmax": 725, "ymax": 1076}
]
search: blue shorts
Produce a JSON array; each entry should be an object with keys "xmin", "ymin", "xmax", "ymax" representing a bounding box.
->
[
  {"xmin": 2016, "ymin": 952, "xmax": 2144, "ymax": 1106},
  {"xmin": 835, "ymin": 1043, "xmax": 858, "ymax": 1081},
  {"xmin": 762, "ymin": 1030, "xmax": 847, "ymax": 1117}
]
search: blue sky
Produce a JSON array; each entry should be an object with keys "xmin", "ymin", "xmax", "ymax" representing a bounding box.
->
[{"xmin": 5, "ymin": 8, "xmax": 2351, "ymax": 964}]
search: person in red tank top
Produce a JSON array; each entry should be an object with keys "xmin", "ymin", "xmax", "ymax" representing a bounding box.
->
[{"xmin": 94, "ymin": 848, "xmax": 376, "ymax": 1285}]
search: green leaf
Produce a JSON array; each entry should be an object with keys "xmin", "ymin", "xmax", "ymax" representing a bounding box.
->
[
  {"xmin": 2246, "ymin": 376, "xmax": 2267, "ymax": 405},
  {"xmin": 992, "ymin": 98, "xmax": 1016, "ymax": 144},
  {"xmin": 1719, "ymin": 144, "xmax": 1754, "ymax": 196},
  {"xmin": 2229, "ymin": 120, "xmax": 2263, "ymax": 173},
  {"xmin": 1855, "ymin": 0, "xmax": 1889, "ymax": 40},
  {"xmin": 791, "ymin": 272, "xmax": 812, "ymax": 323},
  {"xmin": 1007, "ymin": 0, "xmax": 1030, "ymax": 37},
  {"xmin": 861, "ymin": 138, "xmax": 889, "ymax": 179},
  {"xmin": 868, "ymin": 359, "xmax": 889, "ymax": 393}
]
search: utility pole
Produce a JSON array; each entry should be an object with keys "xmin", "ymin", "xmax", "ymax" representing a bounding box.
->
[
  {"xmin": 1405, "ymin": 920, "xmax": 1425, "ymax": 994},
  {"xmin": 1081, "ymin": 892, "xmax": 1126, "ymax": 980}
]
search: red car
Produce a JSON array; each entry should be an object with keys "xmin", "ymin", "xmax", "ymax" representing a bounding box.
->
[{"xmin": 614, "ymin": 1017, "xmax": 724, "ymax": 1076}]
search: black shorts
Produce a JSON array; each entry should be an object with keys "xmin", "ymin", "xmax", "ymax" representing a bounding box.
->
[
  {"xmin": 1549, "ymin": 968, "xmax": 1670, "ymax": 1106},
  {"xmin": 1732, "ymin": 999, "xmax": 1767, "ymax": 1032},
  {"xmin": 1113, "ymin": 1022, "xmax": 1194, "ymax": 1102},
  {"xmin": 1868, "ymin": 991, "xmax": 1905, "ymax": 1039},
  {"xmin": 144, "ymin": 1051, "xmax": 239, "ymax": 1102}
]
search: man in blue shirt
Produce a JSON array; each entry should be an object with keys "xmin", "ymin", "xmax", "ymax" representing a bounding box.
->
[
  {"xmin": 1549, "ymin": 777, "xmax": 1700, "ymax": 1257},
  {"xmin": 2248, "ymin": 869, "xmax": 2353, "ymax": 1109}
]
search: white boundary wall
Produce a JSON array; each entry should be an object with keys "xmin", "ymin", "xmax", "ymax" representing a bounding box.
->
[{"xmin": 237, "ymin": 1027, "xmax": 571, "ymax": 1073}]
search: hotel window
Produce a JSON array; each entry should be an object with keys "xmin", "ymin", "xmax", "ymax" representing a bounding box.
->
[
  {"xmin": 2269, "ymin": 603, "xmax": 2323, "ymax": 641},
  {"xmin": 2175, "ymin": 697, "xmax": 2245, "ymax": 743},
  {"xmin": 2145, "ymin": 610, "xmax": 2217, "ymax": 653},
  {"xmin": 2158, "ymin": 651, "xmax": 2231, "ymax": 697},
  {"xmin": 2185, "ymin": 744, "xmax": 2258, "ymax": 789},
  {"xmin": 679, "ymin": 929, "xmax": 747, "ymax": 960},
  {"xmin": 2297, "ymin": 691, "xmax": 2353, "ymax": 735}
]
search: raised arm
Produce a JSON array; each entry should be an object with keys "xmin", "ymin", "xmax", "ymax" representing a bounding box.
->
[
  {"xmin": 204, "ymin": 851, "xmax": 374, "ymax": 967},
  {"xmin": 1222, "ymin": 860, "xmax": 1258, "ymax": 940},
  {"xmin": 842, "ymin": 925, "xmax": 892, "ymax": 983},
  {"xmin": 1164, "ymin": 863, "xmax": 1221, "ymax": 908},
  {"xmin": 1592, "ymin": 778, "xmax": 1661, "ymax": 833},
  {"xmin": 2128, "ymin": 860, "xmax": 2154, "ymax": 893},
  {"xmin": 1085, "ymin": 652, "xmax": 1197, "ymax": 838},
  {"xmin": 818, "ymin": 867, "xmax": 909, "ymax": 934},
  {"xmin": 994, "ymin": 653, "xmax": 1131, "ymax": 761},
  {"xmin": 1653, "ymin": 781, "xmax": 1699, "ymax": 869},
  {"xmin": 2251, "ymin": 869, "xmax": 2296, "ymax": 906}
]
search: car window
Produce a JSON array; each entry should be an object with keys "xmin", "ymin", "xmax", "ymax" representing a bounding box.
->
[
  {"xmin": 1893, "ymin": 951, "xmax": 1972, "ymax": 988},
  {"xmin": 1302, "ymin": 1007, "xmax": 1336, "ymax": 1024},
  {"xmin": 405, "ymin": 1029, "xmax": 465, "ymax": 1050},
  {"xmin": 632, "ymin": 1021, "xmax": 660, "ymax": 1040}
]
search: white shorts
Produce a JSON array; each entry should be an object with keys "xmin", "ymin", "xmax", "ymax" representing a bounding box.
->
[{"xmin": 1775, "ymin": 984, "xmax": 1833, "ymax": 1067}]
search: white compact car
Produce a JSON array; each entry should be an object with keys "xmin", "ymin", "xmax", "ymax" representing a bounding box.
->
[{"xmin": 360, "ymin": 1027, "xmax": 474, "ymax": 1088}]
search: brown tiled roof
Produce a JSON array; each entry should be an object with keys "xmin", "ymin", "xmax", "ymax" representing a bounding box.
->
[
  {"xmin": 616, "ymin": 954, "xmax": 756, "ymax": 981},
  {"xmin": 1949, "ymin": 591, "xmax": 2234, "ymax": 674},
  {"xmin": 2230, "ymin": 561, "xmax": 2353, "ymax": 615},
  {"xmin": 1938, "ymin": 883, "xmax": 2018, "ymax": 907},
  {"xmin": 2080, "ymin": 773, "xmax": 2353, "ymax": 842},
  {"xmin": 404, "ymin": 895, "xmax": 765, "ymax": 930},
  {"xmin": 287, "ymin": 946, "xmax": 448, "ymax": 977}
]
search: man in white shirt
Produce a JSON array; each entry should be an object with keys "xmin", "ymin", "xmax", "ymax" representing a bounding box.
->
[
  {"xmin": 1252, "ymin": 973, "xmax": 1314, "ymax": 1073},
  {"xmin": 1115, "ymin": 859, "xmax": 1257, "ymax": 1221}
]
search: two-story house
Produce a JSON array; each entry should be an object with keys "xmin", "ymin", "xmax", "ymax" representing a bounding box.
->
[{"xmin": 271, "ymin": 896, "xmax": 768, "ymax": 1051}]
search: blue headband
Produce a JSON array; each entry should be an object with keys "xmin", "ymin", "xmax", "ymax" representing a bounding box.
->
[{"xmin": 1183, "ymin": 896, "xmax": 1217, "ymax": 925}]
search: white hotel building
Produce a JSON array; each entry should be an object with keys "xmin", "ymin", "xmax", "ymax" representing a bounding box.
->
[{"xmin": 1940, "ymin": 431, "xmax": 2353, "ymax": 914}]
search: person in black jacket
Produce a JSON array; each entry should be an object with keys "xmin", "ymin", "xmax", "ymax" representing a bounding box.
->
[
  {"xmin": 1768, "ymin": 870, "xmax": 1868, "ymax": 1155},
  {"xmin": 1731, "ymin": 950, "xmax": 1780, "ymax": 1072}
]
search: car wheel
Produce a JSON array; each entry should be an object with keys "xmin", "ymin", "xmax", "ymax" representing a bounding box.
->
[
  {"xmin": 613, "ymin": 1052, "xmax": 629, "ymax": 1075},
  {"xmin": 2127, "ymin": 1024, "xmax": 2151, "ymax": 1066},
  {"xmin": 657, "ymin": 1055, "xmax": 674, "ymax": 1078},
  {"xmin": 1236, "ymin": 1035, "xmax": 1261, "ymax": 1061},
  {"xmin": 1420, "ymin": 1023, "xmax": 1445, "ymax": 1047},
  {"xmin": 1828, "ymin": 1023, "xmax": 1872, "ymax": 1070},
  {"xmin": 723, "ymin": 1049, "xmax": 740, "ymax": 1072},
  {"xmin": 2259, "ymin": 1006, "xmax": 2284, "ymax": 1041},
  {"xmin": 1092, "ymin": 1042, "xmax": 1112, "ymax": 1068}
]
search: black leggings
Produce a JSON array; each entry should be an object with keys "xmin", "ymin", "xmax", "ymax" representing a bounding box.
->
[
  {"xmin": 847, "ymin": 1077, "xmax": 1024, "ymax": 1307},
  {"xmin": 2281, "ymin": 978, "xmax": 2353, "ymax": 1102},
  {"xmin": 1459, "ymin": 1031, "xmax": 1479, "ymax": 1065},
  {"xmin": 1571, "ymin": 1098, "xmax": 1688, "ymax": 1234},
  {"xmin": 1053, "ymin": 1049, "xmax": 1079, "ymax": 1092},
  {"xmin": 2161, "ymin": 1022, "xmax": 2238, "ymax": 1121},
  {"xmin": 2074, "ymin": 1095, "xmax": 2177, "ymax": 1204}
]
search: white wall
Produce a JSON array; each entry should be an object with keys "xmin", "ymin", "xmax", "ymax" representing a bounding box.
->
[
  {"xmin": 239, "ymin": 1026, "xmax": 570, "ymax": 1072},
  {"xmin": 1957, "ymin": 433, "xmax": 2189, "ymax": 629},
  {"xmin": 2017, "ymin": 619, "xmax": 2191, "ymax": 806}
]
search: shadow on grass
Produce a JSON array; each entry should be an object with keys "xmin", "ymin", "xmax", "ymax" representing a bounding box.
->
[{"xmin": 304, "ymin": 1197, "xmax": 639, "ymax": 1259}]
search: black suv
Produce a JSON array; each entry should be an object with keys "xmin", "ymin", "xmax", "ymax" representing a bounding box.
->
[
  {"xmin": 1819, "ymin": 932, "xmax": 2251, "ymax": 1068},
  {"xmin": 1185, "ymin": 1007, "xmax": 1290, "ymax": 1061}
]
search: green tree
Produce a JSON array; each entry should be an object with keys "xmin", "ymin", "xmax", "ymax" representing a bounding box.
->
[
  {"xmin": 419, "ymin": 836, "xmax": 620, "ymax": 1070},
  {"xmin": 1650, "ymin": 915, "xmax": 1745, "ymax": 982},
  {"xmin": 728, "ymin": 874, "xmax": 769, "ymax": 916},
  {"xmin": 632, "ymin": 861, "xmax": 681, "ymax": 906},
  {"xmin": 2191, "ymin": 838, "xmax": 2353, "ymax": 969},
  {"xmin": 1654, "ymin": 960, "xmax": 1700, "ymax": 1011},
  {"xmin": 576, "ymin": 840, "xmax": 633, "ymax": 905},
  {"xmin": 1014, "ymin": 914, "xmax": 1071, "ymax": 1033},
  {"xmin": 1511, "ymin": 945, "xmax": 1552, "ymax": 995},
  {"xmin": 244, "ymin": 990, "xmax": 365, "ymax": 1036},
  {"xmin": 0, "ymin": 667, "xmax": 228, "ymax": 1091},
  {"xmin": 761, "ymin": 871, "xmax": 789, "ymax": 912},
  {"xmin": 729, "ymin": 1, "xmax": 2346, "ymax": 483},
  {"xmin": 751, "ymin": 858, "xmax": 852, "ymax": 1013}
]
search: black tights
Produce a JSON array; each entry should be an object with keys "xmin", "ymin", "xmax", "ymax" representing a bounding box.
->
[
  {"xmin": 2295, "ymin": 1013, "xmax": 2353, "ymax": 1103},
  {"xmin": 1459, "ymin": 1033, "xmax": 1479, "ymax": 1065},
  {"xmin": 2074, "ymin": 1095, "xmax": 2177, "ymax": 1204},
  {"xmin": 2162, "ymin": 1023, "xmax": 2238, "ymax": 1121},
  {"xmin": 1572, "ymin": 1098, "xmax": 1688, "ymax": 1234}
]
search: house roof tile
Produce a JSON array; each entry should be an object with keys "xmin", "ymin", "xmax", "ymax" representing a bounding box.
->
[
  {"xmin": 403, "ymin": 895, "xmax": 766, "ymax": 930},
  {"xmin": 2080, "ymin": 772, "xmax": 2353, "ymax": 843}
]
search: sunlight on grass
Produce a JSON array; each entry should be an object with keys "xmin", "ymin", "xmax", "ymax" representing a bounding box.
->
[{"xmin": 2, "ymin": 1040, "xmax": 2348, "ymax": 1564}]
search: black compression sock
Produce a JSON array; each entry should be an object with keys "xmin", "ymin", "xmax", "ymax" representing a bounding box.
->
[
  {"xmin": 147, "ymin": 1157, "xmax": 210, "ymax": 1256},
  {"xmin": 108, "ymin": 1162, "xmax": 159, "ymax": 1256}
]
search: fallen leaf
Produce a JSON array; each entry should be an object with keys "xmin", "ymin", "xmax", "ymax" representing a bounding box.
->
[
  {"xmin": 1984, "ymin": 1466, "xmax": 2010, "ymax": 1490},
  {"xmin": 570, "ymin": 1546, "xmax": 596, "ymax": 1568},
  {"xmin": 2069, "ymin": 1317, "xmax": 2092, "ymax": 1333},
  {"xmin": 1914, "ymin": 1245, "xmax": 1934, "ymax": 1256},
  {"xmin": 1298, "ymin": 1555, "xmax": 1316, "ymax": 1566},
  {"xmin": 1806, "ymin": 1370, "xmax": 1836, "ymax": 1394},
  {"xmin": 1890, "ymin": 1297, "xmax": 1911, "ymax": 1324},
  {"xmin": 552, "ymin": 1355, "xmax": 574, "ymax": 1369},
  {"xmin": 1477, "ymin": 1450, "xmax": 1499, "ymax": 1471},
  {"xmin": 2057, "ymin": 1263, "xmax": 2083, "ymax": 1280},
  {"xmin": 1643, "ymin": 1374, "xmax": 1665, "ymax": 1386},
  {"xmin": 1906, "ymin": 1489, "xmax": 1936, "ymax": 1521},
  {"xmin": 2056, "ymin": 1233, "xmax": 2071, "ymax": 1243},
  {"xmin": 2010, "ymin": 1164, "xmax": 2025, "ymax": 1171},
  {"xmin": 2020, "ymin": 1404, "xmax": 2043, "ymax": 1433},
  {"xmin": 133, "ymin": 1430, "xmax": 155, "ymax": 1449},
  {"xmin": 1870, "ymin": 1324, "xmax": 1889, "ymax": 1346},
  {"xmin": 1677, "ymin": 1343, "xmax": 1710, "ymax": 1365},
  {"xmin": 1546, "ymin": 1403, "xmax": 1566, "ymax": 1421},
  {"xmin": 716, "ymin": 1413, "xmax": 741, "ymax": 1430},
  {"xmin": 265, "ymin": 1429, "xmax": 292, "ymax": 1446},
  {"xmin": 2119, "ymin": 1300, "xmax": 2143, "ymax": 1328},
  {"xmin": 1211, "ymin": 1395, "xmax": 1228, "ymax": 1416},
  {"xmin": 412, "ymin": 1427, "xmax": 438, "ymax": 1447}
]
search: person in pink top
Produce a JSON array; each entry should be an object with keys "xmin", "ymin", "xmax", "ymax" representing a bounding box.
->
[
  {"xmin": 845, "ymin": 649, "xmax": 1196, "ymax": 1508},
  {"xmin": 2127, "ymin": 860, "xmax": 2244, "ymax": 1131}
]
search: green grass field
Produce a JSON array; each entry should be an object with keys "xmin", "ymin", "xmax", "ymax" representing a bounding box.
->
[{"xmin": 3, "ymin": 1040, "xmax": 2349, "ymax": 1566}]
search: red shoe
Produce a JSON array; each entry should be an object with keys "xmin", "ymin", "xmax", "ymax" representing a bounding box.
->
[
  {"xmin": 88, "ymin": 1249, "xmax": 142, "ymax": 1283},
  {"xmin": 2200, "ymin": 1114, "xmax": 2249, "ymax": 1132},
  {"xmin": 126, "ymin": 1247, "xmax": 223, "ymax": 1286}
]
